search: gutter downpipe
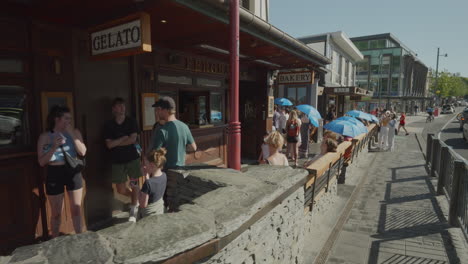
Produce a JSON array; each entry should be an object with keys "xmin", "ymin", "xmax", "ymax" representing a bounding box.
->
[{"xmin": 228, "ymin": 0, "xmax": 241, "ymax": 170}]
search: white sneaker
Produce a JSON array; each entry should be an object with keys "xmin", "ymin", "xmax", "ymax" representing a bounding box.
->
[{"xmin": 128, "ymin": 216, "xmax": 136, "ymax": 223}]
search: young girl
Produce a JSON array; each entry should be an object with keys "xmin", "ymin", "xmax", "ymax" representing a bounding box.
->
[
  {"xmin": 258, "ymin": 132, "xmax": 270, "ymax": 164},
  {"xmin": 139, "ymin": 148, "xmax": 168, "ymax": 218},
  {"xmin": 265, "ymin": 131, "xmax": 289, "ymax": 166}
]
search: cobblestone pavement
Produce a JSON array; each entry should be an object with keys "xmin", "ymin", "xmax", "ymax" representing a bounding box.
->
[{"xmin": 325, "ymin": 121, "xmax": 467, "ymax": 263}]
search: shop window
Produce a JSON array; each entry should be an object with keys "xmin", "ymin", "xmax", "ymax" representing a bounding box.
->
[
  {"xmin": 391, "ymin": 55, "xmax": 401, "ymax": 74},
  {"xmin": 380, "ymin": 78, "xmax": 389, "ymax": 95},
  {"xmin": 356, "ymin": 57, "xmax": 369, "ymax": 76},
  {"xmin": 0, "ymin": 59, "xmax": 23, "ymax": 73},
  {"xmin": 0, "ymin": 85, "xmax": 29, "ymax": 148},
  {"xmin": 158, "ymin": 74, "xmax": 192, "ymax": 85},
  {"xmin": 287, "ymin": 87, "xmax": 307, "ymax": 106},
  {"xmin": 210, "ymin": 92, "xmax": 224, "ymax": 124},
  {"xmin": 391, "ymin": 78, "xmax": 399, "ymax": 95},
  {"xmin": 197, "ymin": 78, "xmax": 222, "ymax": 88},
  {"xmin": 179, "ymin": 91, "xmax": 211, "ymax": 127}
]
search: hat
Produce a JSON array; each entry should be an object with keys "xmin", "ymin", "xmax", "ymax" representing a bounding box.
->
[{"xmin": 152, "ymin": 96, "xmax": 176, "ymax": 109}]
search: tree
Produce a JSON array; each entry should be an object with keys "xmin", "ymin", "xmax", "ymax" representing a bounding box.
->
[{"xmin": 429, "ymin": 69, "xmax": 468, "ymax": 98}]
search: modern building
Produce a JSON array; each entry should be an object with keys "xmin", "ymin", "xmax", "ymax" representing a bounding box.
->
[
  {"xmin": 351, "ymin": 33, "xmax": 429, "ymax": 113},
  {"xmin": 0, "ymin": 0, "xmax": 329, "ymax": 252},
  {"xmin": 295, "ymin": 31, "xmax": 371, "ymax": 117},
  {"xmin": 242, "ymin": 0, "xmax": 270, "ymax": 21}
]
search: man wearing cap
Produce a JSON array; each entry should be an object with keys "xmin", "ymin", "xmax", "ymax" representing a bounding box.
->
[{"xmin": 150, "ymin": 96, "xmax": 197, "ymax": 211}]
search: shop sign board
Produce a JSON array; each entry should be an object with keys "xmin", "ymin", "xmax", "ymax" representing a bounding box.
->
[
  {"xmin": 277, "ymin": 71, "xmax": 313, "ymax": 84},
  {"xmin": 334, "ymin": 87, "xmax": 350, "ymax": 93},
  {"xmin": 89, "ymin": 12, "xmax": 151, "ymax": 60}
]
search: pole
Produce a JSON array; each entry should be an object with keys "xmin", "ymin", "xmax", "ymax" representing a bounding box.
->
[
  {"xmin": 378, "ymin": 51, "xmax": 382, "ymax": 109},
  {"xmin": 228, "ymin": 0, "xmax": 241, "ymax": 170},
  {"xmin": 435, "ymin": 47, "xmax": 440, "ymax": 105}
]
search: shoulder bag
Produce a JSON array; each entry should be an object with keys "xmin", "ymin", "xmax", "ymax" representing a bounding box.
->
[{"xmin": 60, "ymin": 146, "xmax": 86, "ymax": 174}]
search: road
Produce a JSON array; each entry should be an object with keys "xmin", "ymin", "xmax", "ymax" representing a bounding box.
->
[{"xmin": 438, "ymin": 108, "xmax": 468, "ymax": 159}]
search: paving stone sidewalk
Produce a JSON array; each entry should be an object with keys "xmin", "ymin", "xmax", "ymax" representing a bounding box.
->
[{"xmin": 324, "ymin": 128, "xmax": 467, "ymax": 263}]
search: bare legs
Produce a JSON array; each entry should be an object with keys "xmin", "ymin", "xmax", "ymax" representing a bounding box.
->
[
  {"xmin": 68, "ymin": 188, "xmax": 83, "ymax": 234},
  {"xmin": 47, "ymin": 194, "xmax": 64, "ymax": 238},
  {"xmin": 116, "ymin": 182, "xmax": 139, "ymax": 206},
  {"xmin": 398, "ymin": 124, "xmax": 409, "ymax": 135},
  {"xmin": 47, "ymin": 188, "xmax": 83, "ymax": 238},
  {"xmin": 288, "ymin": 142, "xmax": 299, "ymax": 166}
]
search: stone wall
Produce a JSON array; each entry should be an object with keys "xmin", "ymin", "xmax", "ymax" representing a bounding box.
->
[{"xmin": 2, "ymin": 152, "xmax": 365, "ymax": 264}]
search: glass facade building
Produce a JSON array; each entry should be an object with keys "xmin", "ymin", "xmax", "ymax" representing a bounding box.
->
[{"xmin": 350, "ymin": 34, "xmax": 429, "ymax": 112}]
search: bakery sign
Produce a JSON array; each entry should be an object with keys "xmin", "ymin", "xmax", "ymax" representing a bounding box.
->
[
  {"xmin": 277, "ymin": 71, "xmax": 313, "ymax": 84},
  {"xmin": 89, "ymin": 12, "xmax": 151, "ymax": 59}
]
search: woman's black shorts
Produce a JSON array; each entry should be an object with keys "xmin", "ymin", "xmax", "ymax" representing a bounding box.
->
[
  {"xmin": 46, "ymin": 165, "xmax": 83, "ymax": 195},
  {"xmin": 287, "ymin": 136, "xmax": 299, "ymax": 143}
]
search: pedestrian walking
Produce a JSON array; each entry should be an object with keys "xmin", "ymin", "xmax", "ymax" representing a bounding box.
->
[
  {"xmin": 286, "ymin": 110, "xmax": 301, "ymax": 167},
  {"xmin": 397, "ymin": 112, "xmax": 409, "ymax": 136},
  {"xmin": 379, "ymin": 111, "xmax": 390, "ymax": 149},
  {"xmin": 278, "ymin": 107, "xmax": 289, "ymax": 134},
  {"xmin": 299, "ymin": 112, "xmax": 311, "ymax": 158},
  {"xmin": 387, "ymin": 113, "xmax": 397, "ymax": 151},
  {"xmin": 37, "ymin": 105, "xmax": 87, "ymax": 237},
  {"xmin": 325, "ymin": 105, "xmax": 336, "ymax": 124},
  {"xmin": 272, "ymin": 105, "xmax": 280, "ymax": 131},
  {"xmin": 139, "ymin": 148, "xmax": 167, "ymax": 218},
  {"xmin": 257, "ymin": 132, "xmax": 270, "ymax": 164},
  {"xmin": 104, "ymin": 97, "xmax": 142, "ymax": 222}
]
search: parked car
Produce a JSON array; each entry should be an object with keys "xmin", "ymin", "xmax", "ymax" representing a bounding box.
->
[
  {"xmin": 459, "ymin": 107, "xmax": 468, "ymax": 130},
  {"xmin": 463, "ymin": 123, "xmax": 468, "ymax": 142},
  {"xmin": 441, "ymin": 104, "xmax": 454, "ymax": 114}
]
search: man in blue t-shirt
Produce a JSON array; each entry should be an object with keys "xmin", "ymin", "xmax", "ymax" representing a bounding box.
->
[{"xmin": 149, "ymin": 96, "xmax": 197, "ymax": 211}]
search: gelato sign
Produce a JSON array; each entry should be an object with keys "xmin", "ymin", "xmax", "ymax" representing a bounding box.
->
[
  {"xmin": 89, "ymin": 12, "xmax": 151, "ymax": 59},
  {"xmin": 277, "ymin": 71, "xmax": 313, "ymax": 84}
]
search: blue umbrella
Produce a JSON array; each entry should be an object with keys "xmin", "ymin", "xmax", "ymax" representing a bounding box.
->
[
  {"xmin": 335, "ymin": 116, "xmax": 368, "ymax": 133},
  {"xmin": 345, "ymin": 110, "xmax": 372, "ymax": 121},
  {"xmin": 274, "ymin": 98, "xmax": 293, "ymax": 106},
  {"xmin": 324, "ymin": 120, "xmax": 366, "ymax": 138},
  {"xmin": 296, "ymin": 104, "xmax": 321, "ymax": 127},
  {"xmin": 369, "ymin": 114, "xmax": 379, "ymax": 123}
]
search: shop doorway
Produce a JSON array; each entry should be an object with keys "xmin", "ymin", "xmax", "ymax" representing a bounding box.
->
[{"xmin": 74, "ymin": 35, "xmax": 132, "ymax": 228}]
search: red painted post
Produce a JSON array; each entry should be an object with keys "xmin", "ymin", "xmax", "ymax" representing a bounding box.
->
[{"xmin": 228, "ymin": 0, "xmax": 241, "ymax": 170}]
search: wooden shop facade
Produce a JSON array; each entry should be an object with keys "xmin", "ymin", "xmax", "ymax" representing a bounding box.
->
[{"xmin": 0, "ymin": 0, "xmax": 330, "ymax": 252}]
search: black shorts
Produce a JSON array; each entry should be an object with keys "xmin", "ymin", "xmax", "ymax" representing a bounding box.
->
[
  {"xmin": 46, "ymin": 165, "xmax": 83, "ymax": 195},
  {"xmin": 287, "ymin": 136, "xmax": 299, "ymax": 143}
]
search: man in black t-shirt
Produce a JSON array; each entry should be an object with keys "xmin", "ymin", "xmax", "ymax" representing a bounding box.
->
[{"xmin": 104, "ymin": 97, "xmax": 142, "ymax": 222}]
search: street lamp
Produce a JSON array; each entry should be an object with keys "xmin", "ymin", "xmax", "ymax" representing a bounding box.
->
[{"xmin": 434, "ymin": 47, "xmax": 447, "ymax": 105}]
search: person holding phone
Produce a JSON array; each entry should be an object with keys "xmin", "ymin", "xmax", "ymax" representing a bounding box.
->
[{"xmin": 37, "ymin": 105, "xmax": 87, "ymax": 238}]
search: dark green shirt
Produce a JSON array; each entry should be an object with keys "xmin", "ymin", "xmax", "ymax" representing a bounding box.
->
[{"xmin": 151, "ymin": 120, "xmax": 195, "ymax": 169}]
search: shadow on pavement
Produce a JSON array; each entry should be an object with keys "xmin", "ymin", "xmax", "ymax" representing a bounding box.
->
[
  {"xmin": 367, "ymin": 164, "xmax": 461, "ymax": 264},
  {"xmin": 442, "ymin": 127, "xmax": 462, "ymax": 134},
  {"xmin": 444, "ymin": 138, "xmax": 468, "ymax": 150}
]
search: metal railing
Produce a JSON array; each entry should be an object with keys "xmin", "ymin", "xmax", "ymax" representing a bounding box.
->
[
  {"xmin": 304, "ymin": 125, "xmax": 378, "ymax": 211},
  {"xmin": 426, "ymin": 134, "xmax": 468, "ymax": 240}
]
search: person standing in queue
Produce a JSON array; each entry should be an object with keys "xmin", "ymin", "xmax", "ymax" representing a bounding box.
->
[
  {"xmin": 37, "ymin": 105, "xmax": 87, "ymax": 237},
  {"xmin": 150, "ymin": 96, "xmax": 197, "ymax": 212},
  {"xmin": 104, "ymin": 97, "xmax": 142, "ymax": 223}
]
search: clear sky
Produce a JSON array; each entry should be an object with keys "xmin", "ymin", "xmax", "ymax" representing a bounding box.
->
[{"xmin": 269, "ymin": 0, "xmax": 468, "ymax": 77}]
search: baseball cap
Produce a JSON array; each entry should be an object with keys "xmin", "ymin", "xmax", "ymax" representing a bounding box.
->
[{"xmin": 152, "ymin": 96, "xmax": 176, "ymax": 109}]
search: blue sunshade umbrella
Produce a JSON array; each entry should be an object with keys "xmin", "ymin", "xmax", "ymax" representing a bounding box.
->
[
  {"xmin": 345, "ymin": 110, "xmax": 372, "ymax": 121},
  {"xmin": 369, "ymin": 114, "xmax": 379, "ymax": 123},
  {"xmin": 335, "ymin": 116, "xmax": 368, "ymax": 134},
  {"xmin": 296, "ymin": 104, "xmax": 321, "ymax": 127},
  {"xmin": 274, "ymin": 98, "xmax": 293, "ymax": 106},
  {"xmin": 324, "ymin": 120, "xmax": 366, "ymax": 138}
]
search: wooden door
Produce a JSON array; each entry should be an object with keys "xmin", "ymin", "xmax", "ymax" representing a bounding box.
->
[
  {"xmin": 74, "ymin": 34, "xmax": 132, "ymax": 228},
  {"xmin": 240, "ymin": 80, "xmax": 267, "ymax": 160}
]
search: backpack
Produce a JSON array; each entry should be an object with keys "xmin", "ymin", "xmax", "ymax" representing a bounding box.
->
[{"xmin": 287, "ymin": 120, "xmax": 299, "ymax": 137}]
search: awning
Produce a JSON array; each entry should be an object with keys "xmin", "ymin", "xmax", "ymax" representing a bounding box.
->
[{"xmin": 324, "ymin": 87, "xmax": 374, "ymax": 97}]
